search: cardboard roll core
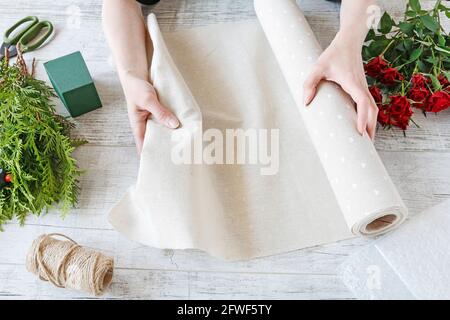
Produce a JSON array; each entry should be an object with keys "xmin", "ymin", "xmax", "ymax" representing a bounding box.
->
[{"xmin": 365, "ymin": 214, "xmax": 398, "ymax": 233}]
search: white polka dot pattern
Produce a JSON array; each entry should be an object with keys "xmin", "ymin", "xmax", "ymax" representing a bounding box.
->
[{"xmin": 255, "ymin": 0, "xmax": 407, "ymax": 235}]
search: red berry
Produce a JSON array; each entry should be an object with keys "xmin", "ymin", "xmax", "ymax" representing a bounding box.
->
[{"xmin": 5, "ymin": 174, "xmax": 11, "ymax": 183}]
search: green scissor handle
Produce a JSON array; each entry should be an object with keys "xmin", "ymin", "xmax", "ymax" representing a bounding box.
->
[
  {"xmin": 3, "ymin": 16, "xmax": 39, "ymax": 45},
  {"xmin": 18, "ymin": 21, "xmax": 54, "ymax": 53}
]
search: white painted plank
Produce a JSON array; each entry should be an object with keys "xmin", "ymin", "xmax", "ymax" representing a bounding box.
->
[
  {"xmin": 0, "ymin": 264, "xmax": 190, "ymax": 300},
  {"xmin": 0, "ymin": 263, "xmax": 350, "ymax": 300},
  {"xmin": 0, "ymin": 222, "xmax": 368, "ymax": 274}
]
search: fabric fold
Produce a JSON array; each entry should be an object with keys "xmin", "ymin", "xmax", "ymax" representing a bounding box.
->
[{"xmin": 109, "ymin": 0, "xmax": 408, "ymax": 261}]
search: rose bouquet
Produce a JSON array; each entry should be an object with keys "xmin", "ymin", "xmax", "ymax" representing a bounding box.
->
[{"xmin": 363, "ymin": 0, "xmax": 449, "ymax": 132}]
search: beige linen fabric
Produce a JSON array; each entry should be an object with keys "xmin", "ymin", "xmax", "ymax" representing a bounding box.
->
[{"xmin": 109, "ymin": 0, "xmax": 408, "ymax": 261}]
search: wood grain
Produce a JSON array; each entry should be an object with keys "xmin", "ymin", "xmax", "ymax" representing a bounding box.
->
[{"xmin": 0, "ymin": 0, "xmax": 448, "ymax": 300}]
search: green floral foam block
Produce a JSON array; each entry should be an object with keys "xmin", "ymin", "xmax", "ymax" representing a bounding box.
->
[{"xmin": 44, "ymin": 51, "xmax": 102, "ymax": 117}]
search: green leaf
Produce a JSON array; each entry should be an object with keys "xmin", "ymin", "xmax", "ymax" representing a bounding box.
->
[
  {"xmin": 446, "ymin": 11, "xmax": 450, "ymax": 19},
  {"xmin": 428, "ymin": 74, "xmax": 442, "ymax": 91},
  {"xmin": 424, "ymin": 56, "xmax": 437, "ymax": 64},
  {"xmin": 408, "ymin": 47, "xmax": 423, "ymax": 62},
  {"xmin": 379, "ymin": 11, "xmax": 394, "ymax": 34},
  {"xmin": 366, "ymin": 77, "xmax": 376, "ymax": 86},
  {"xmin": 395, "ymin": 42, "xmax": 405, "ymax": 52},
  {"xmin": 417, "ymin": 60, "xmax": 428, "ymax": 72},
  {"xmin": 398, "ymin": 21, "xmax": 414, "ymax": 35},
  {"xmin": 362, "ymin": 46, "xmax": 372, "ymax": 61},
  {"xmin": 404, "ymin": 39, "xmax": 413, "ymax": 51},
  {"xmin": 438, "ymin": 4, "xmax": 448, "ymax": 12},
  {"xmin": 438, "ymin": 34, "xmax": 446, "ymax": 47},
  {"xmin": 368, "ymin": 39, "xmax": 390, "ymax": 56},
  {"xmin": 365, "ymin": 29, "xmax": 376, "ymax": 42},
  {"xmin": 409, "ymin": 0, "xmax": 421, "ymax": 12},
  {"xmin": 420, "ymin": 15, "xmax": 439, "ymax": 33}
]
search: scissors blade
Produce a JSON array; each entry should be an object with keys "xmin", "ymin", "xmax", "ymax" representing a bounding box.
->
[
  {"xmin": 0, "ymin": 42, "xmax": 11, "ymax": 60},
  {"xmin": 7, "ymin": 45, "xmax": 18, "ymax": 58}
]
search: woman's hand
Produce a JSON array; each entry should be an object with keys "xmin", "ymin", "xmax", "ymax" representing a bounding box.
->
[
  {"xmin": 121, "ymin": 72, "xmax": 180, "ymax": 154},
  {"xmin": 303, "ymin": 0, "xmax": 378, "ymax": 140},
  {"xmin": 103, "ymin": 0, "xmax": 179, "ymax": 155},
  {"xmin": 303, "ymin": 32, "xmax": 378, "ymax": 140}
]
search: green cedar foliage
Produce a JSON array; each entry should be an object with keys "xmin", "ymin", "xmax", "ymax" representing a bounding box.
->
[{"xmin": 0, "ymin": 53, "xmax": 85, "ymax": 229}]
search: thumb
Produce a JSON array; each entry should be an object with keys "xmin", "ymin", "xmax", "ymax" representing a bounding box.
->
[
  {"xmin": 303, "ymin": 66, "xmax": 324, "ymax": 106},
  {"xmin": 128, "ymin": 111, "xmax": 148, "ymax": 155},
  {"xmin": 132, "ymin": 121, "xmax": 146, "ymax": 155},
  {"xmin": 146, "ymin": 99, "xmax": 180, "ymax": 129}
]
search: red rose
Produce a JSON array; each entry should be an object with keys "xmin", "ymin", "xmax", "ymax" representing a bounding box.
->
[
  {"xmin": 364, "ymin": 56, "xmax": 388, "ymax": 78},
  {"xmin": 391, "ymin": 114, "xmax": 412, "ymax": 130},
  {"xmin": 408, "ymin": 86, "xmax": 430, "ymax": 109},
  {"xmin": 369, "ymin": 85, "xmax": 383, "ymax": 104},
  {"xmin": 388, "ymin": 95, "xmax": 413, "ymax": 130},
  {"xmin": 411, "ymin": 73, "xmax": 429, "ymax": 89},
  {"xmin": 438, "ymin": 75, "xmax": 450, "ymax": 89},
  {"xmin": 377, "ymin": 106, "xmax": 390, "ymax": 126},
  {"xmin": 380, "ymin": 68, "xmax": 404, "ymax": 86},
  {"xmin": 389, "ymin": 95, "xmax": 411, "ymax": 116},
  {"xmin": 396, "ymin": 114, "xmax": 412, "ymax": 130},
  {"xmin": 426, "ymin": 91, "xmax": 450, "ymax": 113}
]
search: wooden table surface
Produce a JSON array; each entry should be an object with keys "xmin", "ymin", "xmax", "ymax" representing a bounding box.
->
[{"xmin": 0, "ymin": 0, "xmax": 448, "ymax": 300}]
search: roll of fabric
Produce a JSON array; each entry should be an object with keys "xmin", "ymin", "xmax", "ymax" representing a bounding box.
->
[
  {"xmin": 109, "ymin": 0, "xmax": 408, "ymax": 261},
  {"xmin": 254, "ymin": 0, "xmax": 407, "ymax": 236}
]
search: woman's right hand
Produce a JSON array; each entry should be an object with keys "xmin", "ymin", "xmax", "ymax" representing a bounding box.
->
[{"xmin": 121, "ymin": 73, "xmax": 180, "ymax": 155}]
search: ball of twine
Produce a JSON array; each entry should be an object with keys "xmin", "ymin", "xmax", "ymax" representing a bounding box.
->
[{"xmin": 26, "ymin": 233, "xmax": 114, "ymax": 296}]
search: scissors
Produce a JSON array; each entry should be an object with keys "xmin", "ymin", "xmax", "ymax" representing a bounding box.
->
[{"xmin": 0, "ymin": 16, "xmax": 53, "ymax": 60}]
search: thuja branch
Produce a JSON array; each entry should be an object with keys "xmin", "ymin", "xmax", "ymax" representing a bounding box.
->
[{"xmin": 0, "ymin": 50, "xmax": 85, "ymax": 229}]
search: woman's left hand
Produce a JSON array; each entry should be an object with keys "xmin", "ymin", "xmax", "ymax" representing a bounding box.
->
[{"xmin": 303, "ymin": 31, "xmax": 378, "ymax": 140}]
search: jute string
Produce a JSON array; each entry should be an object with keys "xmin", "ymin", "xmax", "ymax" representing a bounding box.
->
[{"xmin": 26, "ymin": 233, "xmax": 114, "ymax": 296}]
